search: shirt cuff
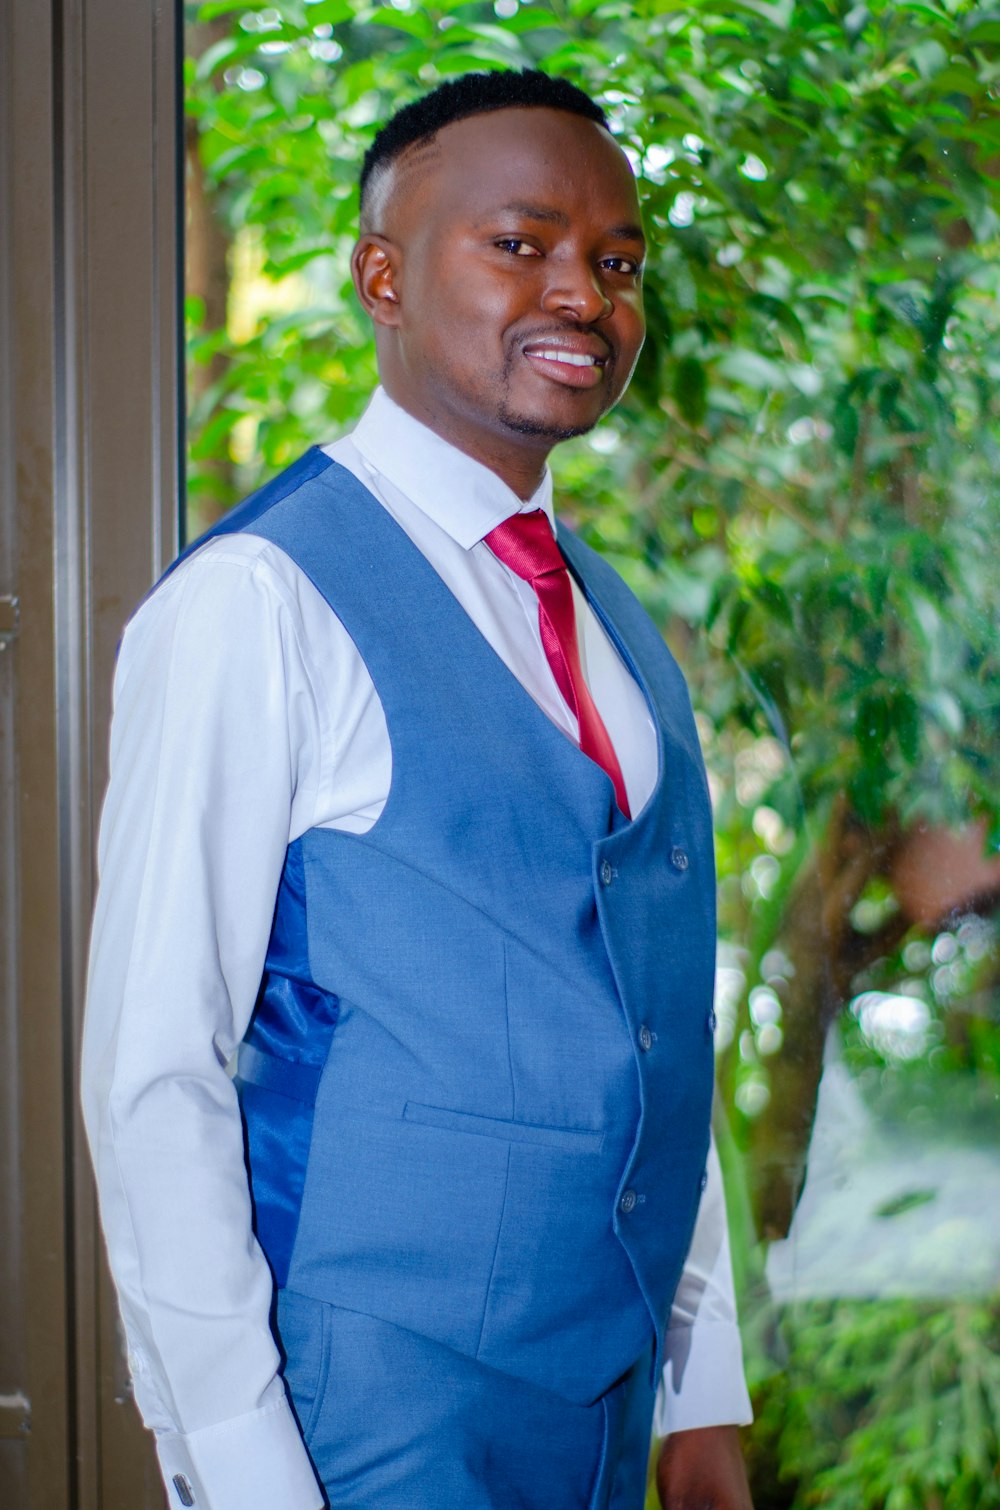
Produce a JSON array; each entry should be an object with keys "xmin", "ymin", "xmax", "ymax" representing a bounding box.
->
[
  {"xmin": 156, "ymin": 1395, "xmax": 324, "ymax": 1510},
  {"xmin": 653, "ymin": 1318, "xmax": 753, "ymax": 1436}
]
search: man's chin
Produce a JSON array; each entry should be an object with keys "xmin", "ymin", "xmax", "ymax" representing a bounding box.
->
[{"xmin": 497, "ymin": 404, "xmax": 599, "ymax": 444}]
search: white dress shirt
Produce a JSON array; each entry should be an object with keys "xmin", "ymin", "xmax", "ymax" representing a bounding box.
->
[{"xmin": 81, "ymin": 388, "xmax": 751, "ymax": 1510}]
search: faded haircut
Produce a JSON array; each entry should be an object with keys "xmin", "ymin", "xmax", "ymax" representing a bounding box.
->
[{"xmin": 359, "ymin": 69, "xmax": 609, "ymax": 226}]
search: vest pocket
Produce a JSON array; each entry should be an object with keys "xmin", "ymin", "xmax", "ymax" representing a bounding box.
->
[
  {"xmin": 403, "ymin": 1101, "xmax": 604, "ymax": 1154},
  {"xmin": 275, "ymin": 1288, "xmax": 334, "ymax": 1450}
]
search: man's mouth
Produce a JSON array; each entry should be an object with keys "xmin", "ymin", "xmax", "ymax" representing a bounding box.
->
[
  {"xmin": 521, "ymin": 339, "xmax": 611, "ymax": 389},
  {"xmin": 528, "ymin": 349, "xmax": 604, "ymax": 369}
]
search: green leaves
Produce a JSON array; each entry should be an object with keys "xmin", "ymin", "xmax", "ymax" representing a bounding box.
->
[
  {"xmin": 777, "ymin": 1299, "xmax": 1000, "ymax": 1509},
  {"xmin": 672, "ymin": 353, "xmax": 708, "ymax": 424},
  {"xmin": 185, "ymin": 21, "xmax": 1000, "ymax": 1500},
  {"xmin": 187, "ymin": 0, "xmax": 1000, "ymax": 891}
]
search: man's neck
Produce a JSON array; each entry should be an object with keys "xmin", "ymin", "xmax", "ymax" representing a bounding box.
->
[{"xmin": 378, "ymin": 385, "xmax": 552, "ymax": 502}]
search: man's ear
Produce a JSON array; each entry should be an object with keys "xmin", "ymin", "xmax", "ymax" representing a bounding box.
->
[{"xmin": 352, "ymin": 235, "xmax": 401, "ymax": 326}]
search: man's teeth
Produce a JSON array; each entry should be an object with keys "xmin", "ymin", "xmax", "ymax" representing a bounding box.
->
[{"xmin": 530, "ymin": 349, "xmax": 599, "ymax": 367}]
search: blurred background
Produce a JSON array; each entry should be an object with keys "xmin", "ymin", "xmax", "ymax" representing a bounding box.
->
[{"xmin": 184, "ymin": 5, "xmax": 1000, "ymax": 1503}]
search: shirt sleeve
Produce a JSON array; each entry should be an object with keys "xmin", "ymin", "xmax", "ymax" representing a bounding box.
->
[
  {"xmin": 653, "ymin": 1134, "xmax": 753, "ymax": 1434},
  {"xmin": 80, "ymin": 541, "xmax": 328, "ymax": 1510}
]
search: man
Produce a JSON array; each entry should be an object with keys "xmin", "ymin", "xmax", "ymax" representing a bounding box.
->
[{"xmin": 82, "ymin": 69, "xmax": 753, "ymax": 1510}]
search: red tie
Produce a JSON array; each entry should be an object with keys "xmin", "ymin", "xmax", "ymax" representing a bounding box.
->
[{"xmin": 485, "ymin": 510, "xmax": 631, "ymax": 819}]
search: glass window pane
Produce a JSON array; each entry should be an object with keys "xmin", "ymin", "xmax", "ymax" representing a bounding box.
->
[{"xmin": 184, "ymin": 6, "xmax": 1000, "ymax": 1505}]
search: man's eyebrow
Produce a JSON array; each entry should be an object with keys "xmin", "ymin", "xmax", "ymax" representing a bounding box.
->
[
  {"xmin": 480, "ymin": 203, "xmax": 648, "ymax": 247},
  {"xmin": 485, "ymin": 201, "xmax": 571, "ymax": 226},
  {"xmin": 608, "ymin": 223, "xmax": 647, "ymax": 248}
]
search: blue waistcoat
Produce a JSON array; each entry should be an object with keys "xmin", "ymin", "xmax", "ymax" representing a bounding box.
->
[{"xmin": 172, "ymin": 451, "xmax": 716, "ymax": 1409}]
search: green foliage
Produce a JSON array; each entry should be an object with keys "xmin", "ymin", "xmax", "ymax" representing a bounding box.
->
[
  {"xmin": 186, "ymin": 3, "xmax": 1000, "ymax": 1503},
  {"xmin": 187, "ymin": 0, "xmax": 1000, "ymax": 831},
  {"xmin": 753, "ymin": 1299, "xmax": 1000, "ymax": 1509}
]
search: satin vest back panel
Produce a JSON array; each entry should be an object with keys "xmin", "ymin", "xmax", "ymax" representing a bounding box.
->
[{"xmin": 171, "ymin": 453, "xmax": 717, "ymax": 1407}]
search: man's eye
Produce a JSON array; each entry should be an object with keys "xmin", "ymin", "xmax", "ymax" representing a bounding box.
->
[
  {"xmin": 602, "ymin": 256, "xmax": 641, "ymax": 276},
  {"xmin": 495, "ymin": 238, "xmax": 540, "ymax": 257}
]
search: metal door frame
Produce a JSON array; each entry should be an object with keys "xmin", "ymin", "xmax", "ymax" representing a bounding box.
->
[{"xmin": 0, "ymin": 2, "xmax": 182, "ymax": 1504}]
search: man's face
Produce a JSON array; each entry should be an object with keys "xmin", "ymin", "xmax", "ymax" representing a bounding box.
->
[{"xmin": 353, "ymin": 106, "xmax": 646, "ymax": 492}]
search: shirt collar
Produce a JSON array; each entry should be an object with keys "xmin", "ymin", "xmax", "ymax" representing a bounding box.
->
[{"xmin": 348, "ymin": 386, "xmax": 555, "ymax": 549}]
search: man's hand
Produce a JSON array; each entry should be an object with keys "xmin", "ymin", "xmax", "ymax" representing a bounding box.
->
[{"xmin": 655, "ymin": 1424, "xmax": 753, "ymax": 1510}]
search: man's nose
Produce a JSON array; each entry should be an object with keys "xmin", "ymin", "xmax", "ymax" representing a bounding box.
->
[{"xmin": 541, "ymin": 259, "xmax": 612, "ymax": 322}]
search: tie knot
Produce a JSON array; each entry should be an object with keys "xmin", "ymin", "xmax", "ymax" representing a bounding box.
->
[{"xmin": 484, "ymin": 510, "xmax": 566, "ymax": 584}]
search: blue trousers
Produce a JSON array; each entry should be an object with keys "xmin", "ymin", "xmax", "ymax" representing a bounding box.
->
[{"xmin": 277, "ymin": 1289, "xmax": 656, "ymax": 1509}]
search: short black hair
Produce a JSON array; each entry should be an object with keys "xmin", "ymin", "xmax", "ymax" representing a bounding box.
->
[{"xmin": 359, "ymin": 68, "xmax": 609, "ymax": 217}]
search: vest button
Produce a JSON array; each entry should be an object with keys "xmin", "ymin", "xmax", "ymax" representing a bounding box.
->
[
  {"xmin": 699, "ymin": 1169, "xmax": 709, "ymax": 1193},
  {"xmin": 670, "ymin": 846, "xmax": 689, "ymax": 872},
  {"xmin": 638, "ymin": 1024, "xmax": 653, "ymax": 1052},
  {"xmin": 708, "ymin": 1009, "xmax": 717, "ymax": 1036},
  {"xmin": 600, "ymin": 859, "xmax": 613, "ymax": 886},
  {"xmin": 619, "ymin": 1188, "xmax": 638, "ymax": 1214}
]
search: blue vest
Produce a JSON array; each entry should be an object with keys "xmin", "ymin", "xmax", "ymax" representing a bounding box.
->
[{"xmin": 172, "ymin": 452, "xmax": 716, "ymax": 1408}]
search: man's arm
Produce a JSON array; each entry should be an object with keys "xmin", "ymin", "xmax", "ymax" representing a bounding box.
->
[
  {"xmin": 654, "ymin": 1137, "xmax": 754, "ymax": 1508},
  {"xmin": 81, "ymin": 542, "xmax": 327, "ymax": 1510}
]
